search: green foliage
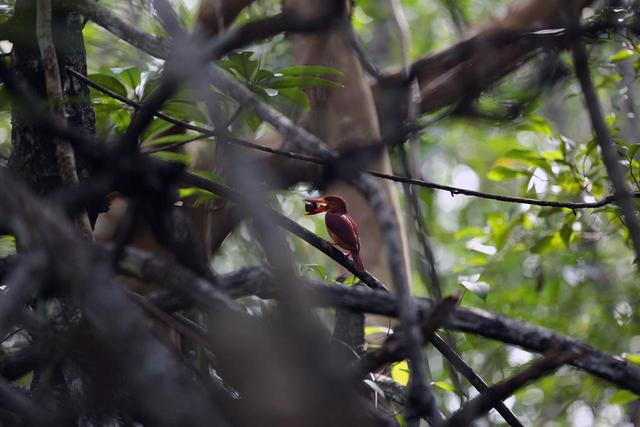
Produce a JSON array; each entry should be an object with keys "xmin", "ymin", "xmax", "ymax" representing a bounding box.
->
[
  {"xmin": 0, "ymin": 235, "xmax": 15, "ymax": 257},
  {"xmin": 391, "ymin": 360, "xmax": 410, "ymax": 386}
]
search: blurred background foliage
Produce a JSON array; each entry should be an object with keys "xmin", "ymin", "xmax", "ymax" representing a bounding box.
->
[{"xmin": 1, "ymin": 0, "xmax": 640, "ymax": 424}]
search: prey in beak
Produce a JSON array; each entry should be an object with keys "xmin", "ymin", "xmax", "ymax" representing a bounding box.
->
[{"xmin": 304, "ymin": 197, "xmax": 328, "ymax": 215}]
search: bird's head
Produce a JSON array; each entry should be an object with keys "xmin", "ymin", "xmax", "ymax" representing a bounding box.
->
[{"xmin": 304, "ymin": 195, "xmax": 347, "ymax": 215}]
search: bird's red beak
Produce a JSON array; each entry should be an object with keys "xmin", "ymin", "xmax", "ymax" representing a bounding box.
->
[{"xmin": 304, "ymin": 197, "xmax": 328, "ymax": 215}]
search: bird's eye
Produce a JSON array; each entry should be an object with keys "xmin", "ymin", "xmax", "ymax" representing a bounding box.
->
[{"xmin": 305, "ymin": 201, "xmax": 319, "ymax": 212}]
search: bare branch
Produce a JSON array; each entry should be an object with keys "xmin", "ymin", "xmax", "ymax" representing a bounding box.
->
[{"xmin": 71, "ymin": 0, "xmax": 171, "ymax": 59}]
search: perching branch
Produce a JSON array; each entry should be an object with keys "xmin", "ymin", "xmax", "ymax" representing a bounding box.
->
[{"xmin": 182, "ymin": 171, "xmax": 389, "ymax": 292}]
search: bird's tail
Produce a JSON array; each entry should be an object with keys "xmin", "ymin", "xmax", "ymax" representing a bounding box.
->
[{"xmin": 352, "ymin": 252, "xmax": 365, "ymax": 272}]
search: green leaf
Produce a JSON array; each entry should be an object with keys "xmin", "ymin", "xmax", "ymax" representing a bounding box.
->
[
  {"xmin": 142, "ymin": 73, "xmax": 162, "ymax": 100},
  {"xmin": 277, "ymin": 88, "xmax": 311, "ymax": 110},
  {"xmin": 219, "ymin": 51, "xmax": 259, "ymax": 81},
  {"xmin": 364, "ymin": 326, "xmax": 392, "ymax": 336},
  {"xmin": 301, "ymin": 264, "xmax": 327, "ymax": 279},
  {"xmin": 178, "ymin": 187, "xmax": 215, "ymax": 207},
  {"xmin": 623, "ymin": 353, "xmax": 640, "ymax": 364},
  {"xmin": 0, "ymin": 235, "xmax": 15, "ymax": 257},
  {"xmin": 560, "ymin": 217, "xmax": 574, "ymax": 247},
  {"xmin": 432, "ymin": 381, "xmax": 457, "ymax": 393},
  {"xmin": 363, "ymin": 380, "xmax": 386, "ymax": 399},
  {"xmin": 391, "ymin": 361, "xmax": 410, "ymax": 386},
  {"xmin": 16, "ymin": 372, "xmax": 33, "ymax": 387},
  {"xmin": 276, "ymin": 65, "xmax": 343, "ymax": 76},
  {"xmin": 487, "ymin": 166, "xmax": 527, "ymax": 181},
  {"xmin": 459, "ymin": 279, "xmax": 491, "ymax": 301},
  {"xmin": 118, "ymin": 67, "xmax": 141, "ymax": 90},
  {"xmin": 162, "ymin": 101, "xmax": 208, "ymax": 123},
  {"xmin": 531, "ymin": 235, "xmax": 554, "ymax": 254},
  {"xmin": 241, "ymin": 109, "xmax": 262, "ymax": 132},
  {"xmin": 342, "ymin": 276, "xmax": 361, "ymax": 286},
  {"xmin": 610, "ymin": 49, "xmax": 636, "ymax": 63},
  {"xmin": 516, "ymin": 116, "xmax": 552, "ymax": 137},
  {"xmin": 88, "ymin": 74, "xmax": 128, "ymax": 98},
  {"xmin": 610, "ymin": 389, "xmax": 639, "ymax": 405}
]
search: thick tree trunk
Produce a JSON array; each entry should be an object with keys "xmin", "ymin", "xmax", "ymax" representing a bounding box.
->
[
  {"xmin": 9, "ymin": 0, "xmax": 96, "ymax": 200},
  {"xmin": 6, "ymin": 1, "xmax": 112, "ymax": 421}
]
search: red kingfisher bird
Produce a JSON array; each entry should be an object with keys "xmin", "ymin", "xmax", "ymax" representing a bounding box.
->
[{"xmin": 304, "ymin": 195, "xmax": 365, "ymax": 272}]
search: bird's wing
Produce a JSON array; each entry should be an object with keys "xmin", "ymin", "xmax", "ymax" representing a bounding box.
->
[{"xmin": 326, "ymin": 213, "xmax": 360, "ymax": 252}]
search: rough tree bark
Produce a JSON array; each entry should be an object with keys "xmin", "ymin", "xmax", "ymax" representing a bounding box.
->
[{"xmin": 8, "ymin": 0, "xmax": 99, "ymax": 220}]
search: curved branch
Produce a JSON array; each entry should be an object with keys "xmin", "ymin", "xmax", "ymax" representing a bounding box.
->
[
  {"xmin": 68, "ymin": 67, "xmax": 640, "ymax": 211},
  {"xmin": 567, "ymin": 3, "xmax": 640, "ymax": 262}
]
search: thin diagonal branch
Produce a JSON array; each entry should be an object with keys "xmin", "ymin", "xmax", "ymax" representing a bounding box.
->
[
  {"xmin": 567, "ymin": 4, "xmax": 640, "ymax": 260},
  {"xmin": 68, "ymin": 67, "xmax": 640, "ymax": 211},
  {"xmin": 430, "ymin": 334, "xmax": 523, "ymax": 427},
  {"xmin": 442, "ymin": 349, "xmax": 578, "ymax": 426}
]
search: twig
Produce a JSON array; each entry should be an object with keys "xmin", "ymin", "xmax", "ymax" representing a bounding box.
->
[
  {"xmin": 67, "ymin": 67, "xmax": 640, "ymax": 211},
  {"xmin": 441, "ymin": 348, "xmax": 578, "ymax": 426},
  {"xmin": 66, "ymin": 66, "xmax": 241, "ymax": 152}
]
